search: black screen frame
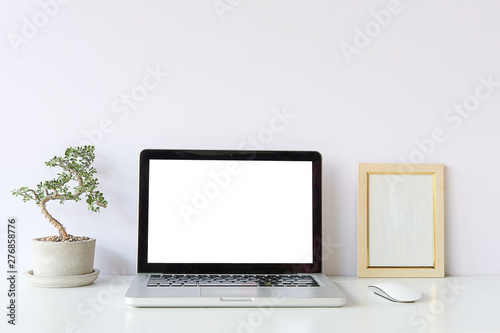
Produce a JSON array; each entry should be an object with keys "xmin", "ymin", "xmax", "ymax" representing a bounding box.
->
[{"xmin": 137, "ymin": 149, "xmax": 322, "ymax": 274}]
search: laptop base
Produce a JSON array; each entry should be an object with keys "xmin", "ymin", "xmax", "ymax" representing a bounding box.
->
[{"xmin": 125, "ymin": 273, "xmax": 346, "ymax": 307}]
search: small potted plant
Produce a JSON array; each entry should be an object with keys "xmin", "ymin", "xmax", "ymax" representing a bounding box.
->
[{"xmin": 12, "ymin": 145, "xmax": 107, "ymax": 287}]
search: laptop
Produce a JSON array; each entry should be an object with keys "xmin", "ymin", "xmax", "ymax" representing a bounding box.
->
[{"xmin": 125, "ymin": 149, "xmax": 346, "ymax": 307}]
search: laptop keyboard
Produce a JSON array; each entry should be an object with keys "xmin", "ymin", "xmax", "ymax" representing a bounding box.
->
[{"xmin": 147, "ymin": 274, "xmax": 320, "ymax": 287}]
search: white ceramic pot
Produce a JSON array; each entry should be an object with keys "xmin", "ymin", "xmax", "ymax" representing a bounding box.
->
[{"xmin": 27, "ymin": 238, "xmax": 99, "ymax": 287}]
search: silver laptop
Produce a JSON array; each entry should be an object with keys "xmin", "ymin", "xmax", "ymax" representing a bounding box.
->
[{"xmin": 125, "ymin": 149, "xmax": 346, "ymax": 307}]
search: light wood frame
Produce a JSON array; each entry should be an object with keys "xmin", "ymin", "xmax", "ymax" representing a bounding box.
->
[{"xmin": 357, "ymin": 163, "xmax": 444, "ymax": 277}]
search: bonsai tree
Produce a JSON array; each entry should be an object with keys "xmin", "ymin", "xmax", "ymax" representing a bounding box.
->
[{"xmin": 12, "ymin": 145, "xmax": 107, "ymax": 241}]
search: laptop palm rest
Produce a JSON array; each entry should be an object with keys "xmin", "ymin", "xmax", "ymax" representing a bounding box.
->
[{"xmin": 201, "ymin": 288, "xmax": 271, "ymax": 298}]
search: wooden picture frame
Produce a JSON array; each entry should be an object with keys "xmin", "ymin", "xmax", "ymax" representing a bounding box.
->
[{"xmin": 357, "ymin": 163, "xmax": 444, "ymax": 277}]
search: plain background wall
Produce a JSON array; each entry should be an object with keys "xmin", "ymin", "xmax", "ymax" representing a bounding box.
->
[{"xmin": 1, "ymin": 0, "xmax": 499, "ymax": 276}]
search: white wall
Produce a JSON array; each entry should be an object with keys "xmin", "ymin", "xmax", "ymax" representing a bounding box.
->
[{"xmin": 1, "ymin": 0, "xmax": 499, "ymax": 276}]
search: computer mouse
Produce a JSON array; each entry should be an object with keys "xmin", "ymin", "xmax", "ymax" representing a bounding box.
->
[{"xmin": 368, "ymin": 282, "xmax": 421, "ymax": 303}]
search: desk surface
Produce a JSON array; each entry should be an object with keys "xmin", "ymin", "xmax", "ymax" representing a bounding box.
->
[{"xmin": 4, "ymin": 275, "xmax": 499, "ymax": 333}]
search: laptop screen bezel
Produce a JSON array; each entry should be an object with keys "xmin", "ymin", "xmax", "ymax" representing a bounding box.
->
[{"xmin": 137, "ymin": 149, "xmax": 322, "ymax": 274}]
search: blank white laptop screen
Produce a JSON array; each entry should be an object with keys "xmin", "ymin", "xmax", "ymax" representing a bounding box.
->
[{"xmin": 147, "ymin": 159, "xmax": 313, "ymax": 264}]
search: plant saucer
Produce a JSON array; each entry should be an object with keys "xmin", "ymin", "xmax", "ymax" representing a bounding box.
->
[{"xmin": 25, "ymin": 269, "xmax": 100, "ymax": 288}]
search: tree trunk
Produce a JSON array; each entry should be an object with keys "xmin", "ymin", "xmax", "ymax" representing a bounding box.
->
[{"xmin": 39, "ymin": 197, "xmax": 68, "ymax": 240}]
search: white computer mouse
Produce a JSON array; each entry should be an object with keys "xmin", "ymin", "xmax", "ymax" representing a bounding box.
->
[{"xmin": 368, "ymin": 282, "xmax": 421, "ymax": 303}]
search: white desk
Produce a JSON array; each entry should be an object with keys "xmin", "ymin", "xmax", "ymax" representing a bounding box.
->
[{"xmin": 4, "ymin": 275, "xmax": 499, "ymax": 333}]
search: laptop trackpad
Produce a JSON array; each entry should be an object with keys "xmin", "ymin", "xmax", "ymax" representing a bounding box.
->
[{"xmin": 201, "ymin": 288, "xmax": 271, "ymax": 298}]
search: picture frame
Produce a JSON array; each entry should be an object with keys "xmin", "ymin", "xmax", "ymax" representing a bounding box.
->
[{"xmin": 357, "ymin": 163, "xmax": 444, "ymax": 277}]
